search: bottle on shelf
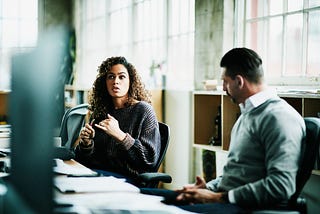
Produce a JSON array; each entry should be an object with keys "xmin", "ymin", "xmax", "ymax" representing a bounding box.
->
[{"xmin": 210, "ymin": 105, "xmax": 221, "ymax": 146}]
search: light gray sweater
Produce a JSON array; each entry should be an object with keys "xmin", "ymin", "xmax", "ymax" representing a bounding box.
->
[{"xmin": 207, "ymin": 96, "xmax": 306, "ymax": 208}]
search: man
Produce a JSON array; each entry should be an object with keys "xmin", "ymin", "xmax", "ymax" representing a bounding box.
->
[{"xmin": 141, "ymin": 48, "xmax": 306, "ymax": 213}]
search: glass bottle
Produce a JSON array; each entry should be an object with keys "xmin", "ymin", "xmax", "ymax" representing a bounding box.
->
[{"xmin": 212, "ymin": 105, "xmax": 221, "ymax": 146}]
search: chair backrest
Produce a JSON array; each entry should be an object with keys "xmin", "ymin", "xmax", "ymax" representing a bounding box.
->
[
  {"xmin": 153, "ymin": 122, "xmax": 170, "ymax": 172},
  {"xmin": 290, "ymin": 117, "xmax": 320, "ymax": 204},
  {"xmin": 59, "ymin": 103, "xmax": 89, "ymax": 149}
]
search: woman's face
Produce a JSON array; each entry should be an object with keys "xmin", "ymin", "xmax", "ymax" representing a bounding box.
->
[{"xmin": 106, "ymin": 64, "xmax": 130, "ymax": 99}]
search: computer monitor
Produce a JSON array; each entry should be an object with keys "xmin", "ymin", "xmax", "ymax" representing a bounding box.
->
[{"xmin": 7, "ymin": 27, "xmax": 67, "ymax": 213}]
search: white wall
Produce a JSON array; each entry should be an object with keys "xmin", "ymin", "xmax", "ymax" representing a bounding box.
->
[{"xmin": 163, "ymin": 90, "xmax": 193, "ymax": 190}]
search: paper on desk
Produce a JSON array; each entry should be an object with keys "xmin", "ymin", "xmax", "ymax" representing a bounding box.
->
[
  {"xmin": 54, "ymin": 191, "xmax": 195, "ymax": 214},
  {"xmin": 54, "ymin": 176, "xmax": 140, "ymax": 193},
  {"xmin": 53, "ymin": 158, "xmax": 97, "ymax": 176},
  {"xmin": 0, "ymin": 137, "xmax": 10, "ymax": 149}
]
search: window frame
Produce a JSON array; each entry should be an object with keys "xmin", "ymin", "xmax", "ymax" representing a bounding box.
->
[
  {"xmin": 0, "ymin": 0, "xmax": 38, "ymax": 90},
  {"xmin": 235, "ymin": 0, "xmax": 320, "ymax": 86},
  {"xmin": 75, "ymin": 0, "xmax": 195, "ymax": 90}
]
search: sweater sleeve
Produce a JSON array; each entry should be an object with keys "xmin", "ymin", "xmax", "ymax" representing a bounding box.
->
[{"xmin": 119, "ymin": 104, "xmax": 161, "ymax": 173}]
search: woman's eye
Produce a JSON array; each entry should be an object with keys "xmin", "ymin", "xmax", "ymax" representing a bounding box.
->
[
  {"xmin": 119, "ymin": 75, "xmax": 126, "ymax": 79},
  {"xmin": 107, "ymin": 75, "xmax": 115, "ymax": 79}
]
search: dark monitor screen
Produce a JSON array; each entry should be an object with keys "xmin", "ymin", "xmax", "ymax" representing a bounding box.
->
[{"xmin": 8, "ymin": 28, "xmax": 67, "ymax": 213}]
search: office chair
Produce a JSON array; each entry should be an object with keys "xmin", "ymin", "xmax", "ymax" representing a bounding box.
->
[
  {"xmin": 137, "ymin": 122, "xmax": 172, "ymax": 188},
  {"xmin": 59, "ymin": 103, "xmax": 89, "ymax": 149},
  {"xmin": 58, "ymin": 104, "xmax": 172, "ymax": 187},
  {"xmin": 252, "ymin": 117, "xmax": 320, "ymax": 214},
  {"xmin": 55, "ymin": 103, "xmax": 89, "ymax": 160}
]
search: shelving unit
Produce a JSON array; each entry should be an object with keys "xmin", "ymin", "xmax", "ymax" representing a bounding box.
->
[
  {"xmin": 64, "ymin": 85, "xmax": 90, "ymax": 109},
  {"xmin": 193, "ymin": 90, "xmax": 240, "ymax": 152},
  {"xmin": 193, "ymin": 90, "xmax": 320, "ymax": 174},
  {"xmin": 0, "ymin": 91, "xmax": 10, "ymax": 125}
]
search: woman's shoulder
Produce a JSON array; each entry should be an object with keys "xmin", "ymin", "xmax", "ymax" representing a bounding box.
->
[
  {"xmin": 133, "ymin": 101, "xmax": 156, "ymax": 115},
  {"xmin": 138, "ymin": 100, "xmax": 152, "ymax": 106},
  {"xmin": 133, "ymin": 100, "xmax": 152, "ymax": 108}
]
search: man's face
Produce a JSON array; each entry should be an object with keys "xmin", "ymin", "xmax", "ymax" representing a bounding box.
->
[{"xmin": 221, "ymin": 67, "xmax": 241, "ymax": 104}]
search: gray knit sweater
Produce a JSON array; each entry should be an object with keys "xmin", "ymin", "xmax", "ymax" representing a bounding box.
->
[
  {"xmin": 207, "ymin": 96, "xmax": 306, "ymax": 208},
  {"xmin": 74, "ymin": 101, "xmax": 161, "ymax": 180}
]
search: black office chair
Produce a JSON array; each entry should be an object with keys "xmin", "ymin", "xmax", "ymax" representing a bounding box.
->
[
  {"xmin": 137, "ymin": 122, "xmax": 172, "ymax": 188},
  {"xmin": 59, "ymin": 103, "xmax": 89, "ymax": 149},
  {"xmin": 58, "ymin": 103, "xmax": 172, "ymax": 188},
  {"xmin": 252, "ymin": 117, "xmax": 320, "ymax": 214},
  {"xmin": 54, "ymin": 103, "xmax": 89, "ymax": 160}
]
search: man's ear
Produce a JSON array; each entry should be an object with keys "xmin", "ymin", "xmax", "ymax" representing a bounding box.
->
[{"xmin": 235, "ymin": 75, "xmax": 244, "ymax": 88}]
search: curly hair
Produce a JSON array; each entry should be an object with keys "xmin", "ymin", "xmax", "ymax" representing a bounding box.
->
[{"xmin": 88, "ymin": 56, "xmax": 151, "ymax": 120}]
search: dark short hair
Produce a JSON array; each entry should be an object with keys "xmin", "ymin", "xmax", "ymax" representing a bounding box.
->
[{"xmin": 220, "ymin": 47, "xmax": 264, "ymax": 83}]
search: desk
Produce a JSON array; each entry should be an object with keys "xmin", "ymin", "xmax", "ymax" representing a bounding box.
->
[{"xmin": 54, "ymin": 159, "xmax": 192, "ymax": 214}]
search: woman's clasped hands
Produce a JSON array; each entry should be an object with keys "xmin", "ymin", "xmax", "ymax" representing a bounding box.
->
[{"xmin": 80, "ymin": 114, "xmax": 126, "ymax": 143}]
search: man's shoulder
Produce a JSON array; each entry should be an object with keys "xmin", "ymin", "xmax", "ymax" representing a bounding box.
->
[
  {"xmin": 256, "ymin": 97, "xmax": 298, "ymax": 115},
  {"xmin": 253, "ymin": 98, "xmax": 304, "ymax": 128}
]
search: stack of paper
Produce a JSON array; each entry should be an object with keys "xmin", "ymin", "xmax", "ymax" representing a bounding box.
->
[
  {"xmin": 54, "ymin": 176, "xmax": 140, "ymax": 193},
  {"xmin": 53, "ymin": 158, "xmax": 98, "ymax": 176},
  {"xmin": 0, "ymin": 125, "xmax": 10, "ymax": 137},
  {"xmin": 0, "ymin": 125, "xmax": 10, "ymax": 148}
]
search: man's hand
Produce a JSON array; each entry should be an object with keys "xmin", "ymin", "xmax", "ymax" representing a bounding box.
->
[
  {"xmin": 176, "ymin": 189, "xmax": 224, "ymax": 204},
  {"xmin": 175, "ymin": 176, "xmax": 225, "ymax": 204},
  {"xmin": 175, "ymin": 176, "xmax": 207, "ymax": 194},
  {"xmin": 183, "ymin": 176, "xmax": 207, "ymax": 189}
]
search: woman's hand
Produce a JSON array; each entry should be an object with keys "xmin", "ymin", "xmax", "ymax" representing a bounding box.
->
[
  {"xmin": 79, "ymin": 122, "xmax": 95, "ymax": 146},
  {"xmin": 95, "ymin": 114, "xmax": 126, "ymax": 141}
]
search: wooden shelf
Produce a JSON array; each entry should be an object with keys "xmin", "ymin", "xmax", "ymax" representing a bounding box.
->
[
  {"xmin": 193, "ymin": 91, "xmax": 240, "ymax": 151},
  {"xmin": 64, "ymin": 85, "xmax": 90, "ymax": 109},
  {"xmin": 193, "ymin": 144, "xmax": 228, "ymax": 154},
  {"xmin": 193, "ymin": 89, "xmax": 320, "ymax": 176},
  {"xmin": 0, "ymin": 91, "xmax": 10, "ymax": 125}
]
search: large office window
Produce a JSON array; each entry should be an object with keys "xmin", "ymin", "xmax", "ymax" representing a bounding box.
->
[
  {"xmin": 0, "ymin": 0, "xmax": 38, "ymax": 89},
  {"xmin": 75, "ymin": 0, "xmax": 109, "ymax": 88},
  {"xmin": 132, "ymin": 0, "xmax": 166, "ymax": 88},
  {"xmin": 235, "ymin": 0, "xmax": 320, "ymax": 86},
  {"xmin": 167, "ymin": 0, "xmax": 194, "ymax": 90},
  {"xmin": 76, "ymin": 0, "xmax": 195, "ymax": 90}
]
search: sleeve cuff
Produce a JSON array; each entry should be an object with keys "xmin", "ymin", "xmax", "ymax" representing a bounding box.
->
[
  {"xmin": 79, "ymin": 139, "xmax": 94, "ymax": 150},
  {"xmin": 120, "ymin": 133, "xmax": 135, "ymax": 150},
  {"xmin": 228, "ymin": 190, "xmax": 236, "ymax": 203}
]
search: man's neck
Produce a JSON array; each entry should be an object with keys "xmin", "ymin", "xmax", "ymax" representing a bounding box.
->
[{"xmin": 240, "ymin": 82, "xmax": 266, "ymax": 106}]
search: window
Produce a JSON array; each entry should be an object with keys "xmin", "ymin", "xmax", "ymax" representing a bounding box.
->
[
  {"xmin": 167, "ymin": 0, "xmax": 195, "ymax": 90},
  {"xmin": 0, "ymin": 0, "xmax": 38, "ymax": 89},
  {"xmin": 235, "ymin": 0, "xmax": 320, "ymax": 86},
  {"xmin": 76, "ymin": 0, "xmax": 195, "ymax": 90}
]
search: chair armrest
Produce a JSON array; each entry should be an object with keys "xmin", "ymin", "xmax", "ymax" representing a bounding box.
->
[
  {"xmin": 53, "ymin": 147, "xmax": 75, "ymax": 160},
  {"xmin": 138, "ymin": 172, "xmax": 172, "ymax": 184}
]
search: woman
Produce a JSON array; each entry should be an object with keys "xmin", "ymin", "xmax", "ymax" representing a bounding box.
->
[{"xmin": 74, "ymin": 56, "xmax": 161, "ymax": 185}]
